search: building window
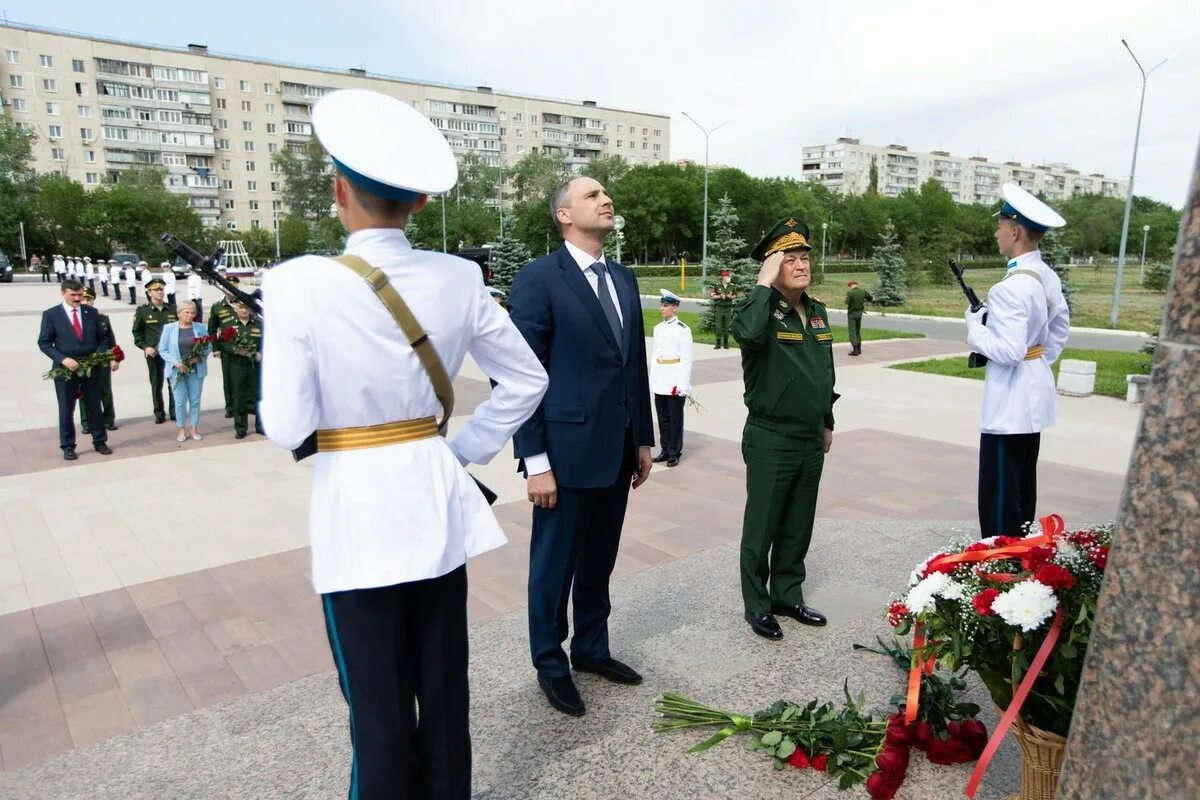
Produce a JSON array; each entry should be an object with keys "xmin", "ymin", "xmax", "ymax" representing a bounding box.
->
[
  {"xmin": 84, "ymin": 150, "xmax": 95, "ymax": 163},
  {"xmin": 272, "ymin": 200, "xmax": 281, "ymax": 210},
  {"xmin": 158, "ymin": 110, "xmax": 182, "ymax": 124},
  {"xmin": 247, "ymin": 181, "xmax": 257, "ymax": 192},
  {"xmin": 224, "ymin": 199, "xmax": 235, "ymax": 209},
  {"xmin": 263, "ymin": 83, "xmax": 274, "ymax": 94},
  {"xmin": 265, "ymin": 102, "xmax": 275, "ymax": 115},
  {"xmin": 46, "ymin": 102, "xmax": 61, "ymax": 115},
  {"xmin": 4, "ymin": 49, "xmax": 17, "ymax": 64},
  {"xmin": 8, "ymin": 74, "xmax": 23, "ymax": 89},
  {"xmin": 217, "ymin": 138, "xmax": 230, "ymax": 150},
  {"xmin": 216, "ymin": 98, "xmax": 227, "ymax": 109},
  {"xmin": 242, "ymin": 120, "xmax": 253, "ymax": 131},
  {"xmin": 218, "ymin": 118, "xmax": 229, "ymax": 130},
  {"xmin": 213, "ymin": 77, "xmax": 225, "ymax": 88},
  {"xmin": 221, "ymin": 159, "xmax": 231, "ymax": 170},
  {"xmin": 270, "ymin": 181, "xmax": 279, "ymax": 192},
  {"xmin": 245, "ymin": 160, "xmax": 256, "ymax": 171},
  {"xmin": 615, "ymin": 139, "xmax": 621, "ymax": 148},
  {"xmin": 51, "ymin": 147, "xmax": 66, "ymax": 161},
  {"xmin": 267, "ymin": 142, "xmax": 278, "ymax": 154},
  {"xmin": 80, "ymin": 127, "xmax": 93, "ymax": 142},
  {"xmin": 266, "ymin": 123, "xmax": 277, "ymax": 134},
  {"xmin": 241, "ymin": 101, "xmax": 251, "ymax": 112},
  {"xmin": 85, "ymin": 172, "xmax": 99, "ymax": 184},
  {"xmin": 39, "ymin": 54, "xmax": 53, "ymax": 68},
  {"xmin": 42, "ymin": 78, "xmax": 57, "ymax": 92},
  {"xmin": 250, "ymin": 219, "xmax": 260, "ymax": 229},
  {"xmin": 71, "ymin": 58, "xmax": 85, "ymax": 73},
  {"xmin": 240, "ymin": 80, "xmax": 251, "ymax": 92},
  {"xmin": 11, "ymin": 98, "xmax": 26, "ymax": 112},
  {"xmin": 221, "ymin": 179, "xmax": 234, "ymax": 190},
  {"xmin": 48, "ymin": 125, "xmax": 63, "ymax": 139},
  {"xmin": 77, "ymin": 104, "xmax": 91, "ymax": 117},
  {"xmin": 244, "ymin": 141, "xmax": 254, "ymax": 152},
  {"xmin": 226, "ymin": 220, "xmax": 237, "ymax": 230}
]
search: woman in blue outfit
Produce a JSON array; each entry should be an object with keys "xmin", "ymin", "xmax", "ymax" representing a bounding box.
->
[{"xmin": 158, "ymin": 300, "xmax": 211, "ymax": 443}]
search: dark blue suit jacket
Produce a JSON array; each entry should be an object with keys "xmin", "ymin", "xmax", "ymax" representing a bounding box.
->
[
  {"xmin": 509, "ymin": 245, "xmax": 654, "ymax": 489},
  {"xmin": 38, "ymin": 303, "xmax": 111, "ymax": 373}
]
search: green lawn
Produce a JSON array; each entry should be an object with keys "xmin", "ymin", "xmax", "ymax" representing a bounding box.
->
[
  {"xmin": 642, "ymin": 309, "xmax": 923, "ymax": 347},
  {"xmin": 638, "ymin": 262, "xmax": 1168, "ymax": 333},
  {"xmin": 891, "ymin": 348, "xmax": 1152, "ymax": 398}
]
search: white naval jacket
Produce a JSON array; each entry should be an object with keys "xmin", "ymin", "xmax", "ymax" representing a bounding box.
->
[
  {"xmin": 649, "ymin": 316, "xmax": 694, "ymax": 397},
  {"xmin": 53, "ymin": 257, "xmax": 66, "ymax": 275},
  {"xmin": 186, "ymin": 274, "xmax": 202, "ymax": 300},
  {"xmin": 261, "ymin": 228, "xmax": 548, "ymax": 594},
  {"xmin": 123, "ymin": 267, "xmax": 136, "ymax": 287},
  {"xmin": 139, "ymin": 267, "xmax": 152, "ymax": 287},
  {"xmin": 109, "ymin": 264, "xmax": 122, "ymax": 284},
  {"xmin": 966, "ymin": 251, "xmax": 1070, "ymax": 435},
  {"xmin": 161, "ymin": 270, "xmax": 176, "ymax": 296}
]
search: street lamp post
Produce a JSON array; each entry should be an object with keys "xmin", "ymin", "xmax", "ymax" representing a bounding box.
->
[
  {"xmin": 1139, "ymin": 224, "xmax": 1150, "ymax": 284},
  {"xmin": 613, "ymin": 215, "xmax": 625, "ymax": 263},
  {"xmin": 273, "ymin": 211, "xmax": 281, "ymax": 261},
  {"xmin": 1109, "ymin": 39, "xmax": 1173, "ymax": 327},
  {"xmin": 821, "ymin": 222, "xmax": 828, "ymax": 278},
  {"xmin": 681, "ymin": 112, "xmax": 731, "ymax": 288},
  {"xmin": 441, "ymin": 194, "xmax": 448, "ymax": 253}
]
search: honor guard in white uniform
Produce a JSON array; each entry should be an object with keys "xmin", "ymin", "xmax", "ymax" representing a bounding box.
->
[
  {"xmin": 83, "ymin": 258, "xmax": 96, "ymax": 295},
  {"xmin": 109, "ymin": 261, "xmax": 123, "ymax": 301},
  {"xmin": 53, "ymin": 254, "xmax": 66, "ymax": 282},
  {"xmin": 260, "ymin": 88, "xmax": 547, "ymax": 800},
  {"xmin": 160, "ymin": 262, "xmax": 177, "ymax": 305},
  {"xmin": 65, "ymin": 257, "xmax": 77, "ymax": 279},
  {"xmin": 138, "ymin": 261, "xmax": 152, "ymax": 288},
  {"xmin": 123, "ymin": 261, "xmax": 138, "ymax": 305},
  {"xmin": 186, "ymin": 271, "xmax": 203, "ymax": 321},
  {"xmin": 650, "ymin": 289, "xmax": 694, "ymax": 466},
  {"xmin": 966, "ymin": 183, "xmax": 1070, "ymax": 537},
  {"xmin": 97, "ymin": 260, "xmax": 109, "ymax": 296}
]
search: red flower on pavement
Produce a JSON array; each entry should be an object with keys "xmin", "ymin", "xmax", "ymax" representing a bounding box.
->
[
  {"xmin": 874, "ymin": 745, "xmax": 908, "ymax": 775},
  {"xmin": 959, "ymin": 719, "xmax": 989, "ymax": 758},
  {"xmin": 972, "ymin": 588, "xmax": 1001, "ymax": 616},
  {"xmin": 865, "ymin": 769, "xmax": 904, "ymax": 800},
  {"xmin": 810, "ymin": 753, "xmax": 828, "ymax": 772},
  {"xmin": 908, "ymin": 720, "xmax": 934, "ymax": 751},
  {"xmin": 885, "ymin": 714, "xmax": 910, "ymax": 746},
  {"xmin": 926, "ymin": 735, "xmax": 975, "ymax": 765},
  {"xmin": 787, "ymin": 748, "xmax": 809, "ymax": 769},
  {"xmin": 1034, "ymin": 563, "xmax": 1075, "ymax": 591},
  {"xmin": 1089, "ymin": 546, "xmax": 1109, "ymax": 570},
  {"xmin": 887, "ymin": 601, "xmax": 909, "ymax": 628}
]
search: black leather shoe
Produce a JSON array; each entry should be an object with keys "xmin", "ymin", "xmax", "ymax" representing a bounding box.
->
[
  {"xmin": 94, "ymin": 443, "xmax": 113, "ymax": 456},
  {"xmin": 107, "ymin": 423, "xmax": 118, "ymax": 431},
  {"xmin": 225, "ymin": 411, "xmax": 234, "ymax": 418},
  {"xmin": 154, "ymin": 415, "xmax": 166, "ymax": 424},
  {"xmin": 81, "ymin": 427, "xmax": 90, "ymax": 435},
  {"xmin": 772, "ymin": 604, "xmax": 827, "ymax": 627},
  {"xmin": 538, "ymin": 674, "xmax": 585, "ymax": 716},
  {"xmin": 651, "ymin": 453, "xmax": 669, "ymax": 463},
  {"xmin": 63, "ymin": 448, "xmax": 77, "ymax": 461},
  {"xmin": 571, "ymin": 656, "xmax": 643, "ymax": 685},
  {"xmin": 667, "ymin": 457, "xmax": 679, "ymax": 467},
  {"xmin": 235, "ymin": 432, "xmax": 247, "ymax": 439},
  {"xmin": 848, "ymin": 350, "xmax": 861, "ymax": 357},
  {"xmin": 745, "ymin": 611, "xmax": 783, "ymax": 640}
]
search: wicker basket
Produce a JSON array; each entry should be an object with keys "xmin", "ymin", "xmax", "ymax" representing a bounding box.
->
[{"xmin": 1008, "ymin": 715, "xmax": 1068, "ymax": 800}]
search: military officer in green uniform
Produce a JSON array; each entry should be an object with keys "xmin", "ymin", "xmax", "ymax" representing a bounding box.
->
[
  {"xmin": 78, "ymin": 287, "xmax": 120, "ymax": 433},
  {"xmin": 131, "ymin": 278, "xmax": 178, "ymax": 424},
  {"xmin": 207, "ymin": 276, "xmax": 240, "ymax": 418},
  {"xmin": 223, "ymin": 300, "xmax": 265, "ymax": 438},
  {"xmin": 734, "ymin": 216, "xmax": 839, "ymax": 641},
  {"xmin": 710, "ymin": 270, "xmax": 737, "ymax": 349},
  {"xmin": 844, "ymin": 280, "xmax": 874, "ymax": 357}
]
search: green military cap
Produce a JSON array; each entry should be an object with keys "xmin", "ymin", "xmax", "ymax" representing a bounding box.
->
[
  {"xmin": 146, "ymin": 278, "xmax": 166, "ymax": 290},
  {"xmin": 750, "ymin": 216, "xmax": 813, "ymax": 261},
  {"xmin": 82, "ymin": 286, "xmax": 96, "ymax": 299}
]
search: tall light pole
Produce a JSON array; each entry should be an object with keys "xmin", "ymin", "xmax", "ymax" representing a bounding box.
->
[
  {"xmin": 1139, "ymin": 224, "xmax": 1150, "ymax": 284},
  {"xmin": 497, "ymin": 158, "xmax": 506, "ymax": 240},
  {"xmin": 441, "ymin": 194, "xmax": 448, "ymax": 253},
  {"xmin": 681, "ymin": 112, "xmax": 731, "ymax": 287},
  {"xmin": 273, "ymin": 211, "xmax": 281, "ymax": 261},
  {"xmin": 1109, "ymin": 40, "xmax": 1173, "ymax": 327},
  {"xmin": 821, "ymin": 222, "xmax": 828, "ymax": 278}
]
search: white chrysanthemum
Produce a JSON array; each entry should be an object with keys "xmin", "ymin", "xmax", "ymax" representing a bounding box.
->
[
  {"xmin": 906, "ymin": 572, "xmax": 951, "ymax": 614},
  {"xmin": 991, "ymin": 580, "xmax": 1058, "ymax": 632},
  {"xmin": 937, "ymin": 580, "xmax": 968, "ymax": 602},
  {"xmin": 910, "ymin": 551, "xmax": 945, "ymax": 587}
]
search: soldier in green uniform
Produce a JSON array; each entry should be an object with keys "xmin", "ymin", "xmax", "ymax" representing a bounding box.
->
[
  {"xmin": 78, "ymin": 287, "xmax": 120, "ymax": 433},
  {"xmin": 709, "ymin": 270, "xmax": 737, "ymax": 349},
  {"xmin": 207, "ymin": 276, "xmax": 240, "ymax": 418},
  {"xmin": 223, "ymin": 300, "xmax": 264, "ymax": 438},
  {"xmin": 131, "ymin": 278, "xmax": 178, "ymax": 424},
  {"xmin": 844, "ymin": 280, "xmax": 874, "ymax": 357},
  {"xmin": 734, "ymin": 216, "xmax": 839, "ymax": 641}
]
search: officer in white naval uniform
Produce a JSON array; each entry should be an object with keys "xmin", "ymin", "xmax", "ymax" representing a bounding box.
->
[
  {"xmin": 53, "ymin": 254, "xmax": 66, "ymax": 282},
  {"xmin": 186, "ymin": 271, "xmax": 203, "ymax": 322},
  {"xmin": 260, "ymin": 88, "xmax": 547, "ymax": 800},
  {"xmin": 650, "ymin": 289, "xmax": 693, "ymax": 467},
  {"xmin": 137, "ymin": 260, "xmax": 152, "ymax": 289},
  {"xmin": 966, "ymin": 183, "xmax": 1070, "ymax": 536},
  {"xmin": 160, "ymin": 262, "xmax": 177, "ymax": 306},
  {"xmin": 83, "ymin": 257, "xmax": 96, "ymax": 295},
  {"xmin": 122, "ymin": 261, "xmax": 137, "ymax": 305},
  {"xmin": 109, "ymin": 261, "xmax": 123, "ymax": 301}
]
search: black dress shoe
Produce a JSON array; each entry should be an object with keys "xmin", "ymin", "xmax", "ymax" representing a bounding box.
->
[
  {"xmin": 225, "ymin": 411, "xmax": 234, "ymax": 418},
  {"xmin": 745, "ymin": 611, "xmax": 783, "ymax": 640},
  {"xmin": 81, "ymin": 427, "xmax": 90, "ymax": 435},
  {"xmin": 667, "ymin": 457, "xmax": 679, "ymax": 467},
  {"xmin": 94, "ymin": 443, "xmax": 113, "ymax": 456},
  {"xmin": 154, "ymin": 415, "xmax": 166, "ymax": 424},
  {"xmin": 571, "ymin": 656, "xmax": 643, "ymax": 685},
  {"xmin": 538, "ymin": 674, "xmax": 585, "ymax": 716},
  {"xmin": 772, "ymin": 604, "xmax": 828, "ymax": 627},
  {"xmin": 235, "ymin": 432, "xmax": 247, "ymax": 439},
  {"xmin": 106, "ymin": 423, "xmax": 118, "ymax": 431},
  {"xmin": 651, "ymin": 453, "xmax": 669, "ymax": 463},
  {"xmin": 63, "ymin": 448, "xmax": 78, "ymax": 461}
]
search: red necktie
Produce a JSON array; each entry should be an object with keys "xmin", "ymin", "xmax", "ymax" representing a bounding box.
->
[{"xmin": 71, "ymin": 308, "xmax": 82, "ymax": 341}]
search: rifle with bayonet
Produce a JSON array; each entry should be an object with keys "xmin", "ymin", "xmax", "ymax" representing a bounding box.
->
[{"xmin": 948, "ymin": 259, "xmax": 988, "ymax": 368}]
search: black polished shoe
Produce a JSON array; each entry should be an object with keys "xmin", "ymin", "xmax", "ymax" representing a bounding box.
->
[
  {"xmin": 772, "ymin": 604, "xmax": 827, "ymax": 627},
  {"xmin": 63, "ymin": 448, "xmax": 78, "ymax": 461},
  {"xmin": 235, "ymin": 432, "xmax": 247, "ymax": 439},
  {"xmin": 94, "ymin": 443, "xmax": 112, "ymax": 456},
  {"xmin": 571, "ymin": 656, "xmax": 643, "ymax": 685},
  {"xmin": 667, "ymin": 457, "xmax": 679, "ymax": 468},
  {"xmin": 225, "ymin": 411, "xmax": 234, "ymax": 418},
  {"xmin": 107, "ymin": 423, "xmax": 118, "ymax": 431},
  {"xmin": 651, "ymin": 452, "xmax": 669, "ymax": 463},
  {"xmin": 154, "ymin": 414, "xmax": 166, "ymax": 424},
  {"xmin": 745, "ymin": 611, "xmax": 783, "ymax": 640},
  {"xmin": 255, "ymin": 428, "xmax": 266, "ymax": 436},
  {"xmin": 538, "ymin": 674, "xmax": 586, "ymax": 716}
]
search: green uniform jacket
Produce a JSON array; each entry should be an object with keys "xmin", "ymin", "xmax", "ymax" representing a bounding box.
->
[
  {"xmin": 131, "ymin": 302, "xmax": 177, "ymax": 349},
  {"xmin": 220, "ymin": 317, "xmax": 264, "ymax": 358},
  {"xmin": 845, "ymin": 286, "xmax": 873, "ymax": 315},
  {"xmin": 208, "ymin": 299, "xmax": 236, "ymax": 338},
  {"xmin": 733, "ymin": 285, "xmax": 838, "ymax": 438},
  {"xmin": 710, "ymin": 285, "xmax": 737, "ymax": 306}
]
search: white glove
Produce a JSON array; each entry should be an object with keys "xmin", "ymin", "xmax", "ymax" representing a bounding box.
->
[{"xmin": 965, "ymin": 305, "xmax": 987, "ymax": 332}]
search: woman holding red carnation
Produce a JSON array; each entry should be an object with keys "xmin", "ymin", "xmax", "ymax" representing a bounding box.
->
[{"xmin": 158, "ymin": 301, "xmax": 212, "ymax": 443}]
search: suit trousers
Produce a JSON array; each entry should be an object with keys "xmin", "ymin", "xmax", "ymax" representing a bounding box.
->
[
  {"xmin": 528, "ymin": 430, "xmax": 635, "ymax": 677},
  {"xmin": 172, "ymin": 372, "xmax": 203, "ymax": 429},
  {"xmin": 978, "ymin": 432, "xmax": 1040, "ymax": 537},
  {"xmin": 654, "ymin": 393, "xmax": 685, "ymax": 459},
  {"xmin": 55, "ymin": 373, "xmax": 107, "ymax": 450},
  {"xmin": 739, "ymin": 421, "xmax": 824, "ymax": 614},
  {"xmin": 322, "ymin": 566, "xmax": 470, "ymax": 800}
]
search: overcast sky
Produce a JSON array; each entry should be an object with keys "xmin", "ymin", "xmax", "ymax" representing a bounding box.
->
[{"xmin": 6, "ymin": 0, "xmax": 1198, "ymax": 206}]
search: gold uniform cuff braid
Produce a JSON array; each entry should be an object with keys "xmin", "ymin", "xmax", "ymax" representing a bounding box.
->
[
  {"xmin": 1024, "ymin": 345, "xmax": 1045, "ymax": 361},
  {"xmin": 655, "ymin": 357, "xmax": 681, "ymax": 364},
  {"xmin": 316, "ymin": 417, "xmax": 439, "ymax": 452}
]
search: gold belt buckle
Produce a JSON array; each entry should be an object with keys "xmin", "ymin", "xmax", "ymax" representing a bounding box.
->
[{"xmin": 316, "ymin": 416, "xmax": 439, "ymax": 452}]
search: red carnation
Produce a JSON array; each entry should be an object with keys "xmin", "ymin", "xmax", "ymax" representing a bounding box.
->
[
  {"xmin": 865, "ymin": 769, "xmax": 904, "ymax": 800},
  {"xmin": 787, "ymin": 748, "xmax": 809, "ymax": 769},
  {"xmin": 887, "ymin": 601, "xmax": 909, "ymax": 627},
  {"xmin": 964, "ymin": 541, "xmax": 991, "ymax": 553},
  {"xmin": 1070, "ymin": 531, "xmax": 1097, "ymax": 549},
  {"xmin": 972, "ymin": 588, "xmax": 1001, "ymax": 616},
  {"xmin": 1089, "ymin": 546, "xmax": 1109, "ymax": 570},
  {"xmin": 810, "ymin": 752, "xmax": 828, "ymax": 771},
  {"xmin": 959, "ymin": 719, "xmax": 989, "ymax": 757},
  {"xmin": 923, "ymin": 559, "xmax": 957, "ymax": 578},
  {"xmin": 112, "ymin": 344, "xmax": 126, "ymax": 363},
  {"xmin": 1020, "ymin": 546, "xmax": 1054, "ymax": 572},
  {"xmin": 926, "ymin": 735, "xmax": 975, "ymax": 765},
  {"xmin": 1034, "ymin": 563, "xmax": 1075, "ymax": 591},
  {"xmin": 993, "ymin": 535, "xmax": 1020, "ymax": 547}
]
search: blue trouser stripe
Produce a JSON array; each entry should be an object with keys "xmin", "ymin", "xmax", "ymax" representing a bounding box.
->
[{"xmin": 323, "ymin": 595, "xmax": 359, "ymax": 800}]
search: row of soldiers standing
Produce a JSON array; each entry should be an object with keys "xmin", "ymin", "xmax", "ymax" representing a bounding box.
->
[{"xmin": 42, "ymin": 255, "xmax": 202, "ymax": 310}]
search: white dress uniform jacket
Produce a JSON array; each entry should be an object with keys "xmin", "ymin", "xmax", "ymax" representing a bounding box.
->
[
  {"xmin": 123, "ymin": 266, "xmax": 136, "ymax": 288},
  {"xmin": 84, "ymin": 262, "xmax": 94, "ymax": 282},
  {"xmin": 53, "ymin": 257, "xmax": 66, "ymax": 276},
  {"xmin": 162, "ymin": 270, "xmax": 176, "ymax": 297},
  {"xmin": 109, "ymin": 264, "xmax": 122, "ymax": 285},
  {"xmin": 966, "ymin": 250, "xmax": 1070, "ymax": 435},
  {"xmin": 186, "ymin": 274, "xmax": 202, "ymax": 300},
  {"xmin": 139, "ymin": 267, "xmax": 152, "ymax": 287},
  {"xmin": 649, "ymin": 316, "xmax": 694, "ymax": 397},
  {"xmin": 66, "ymin": 260, "xmax": 77, "ymax": 278},
  {"xmin": 261, "ymin": 228, "xmax": 548, "ymax": 594}
]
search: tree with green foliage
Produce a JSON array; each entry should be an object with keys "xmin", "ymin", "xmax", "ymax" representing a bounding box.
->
[
  {"xmin": 239, "ymin": 228, "xmax": 276, "ymax": 263},
  {"xmin": 510, "ymin": 151, "xmax": 569, "ymax": 204},
  {"xmin": 1039, "ymin": 228, "xmax": 1074, "ymax": 311},
  {"xmin": 406, "ymin": 199, "xmax": 498, "ymax": 252},
  {"xmin": 509, "ymin": 198, "xmax": 558, "ymax": 257},
  {"xmin": 0, "ymin": 115, "xmax": 38, "ymax": 260},
  {"xmin": 698, "ymin": 195, "xmax": 757, "ymax": 332},
  {"xmin": 581, "ymin": 154, "xmax": 631, "ymax": 189},
  {"xmin": 867, "ymin": 157, "xmax": 879, "ymax": 196},
  {"xmin": 488, "ymin": 219, "xmax": 531, "ymax": 295},
  {"xmin": 455, "ymin": 152, "xmax": 502, "ymax": 204},
  {"xmin": 871, "ymin": 222, "xmax": 907, "ymax": 305},
  {"xmin": 272, "ymin": 139, "xmax": 333, "ymax": 221},
  {"xmin": 1143, "ymin": 259, "xmax": 1172, "ymax": 292},
  {"xmin": 92, "ymin": 167, "xmax": 203, "ymax": 261},
  {"xmin": 278, "ymin": 215, "xmax": 311, "ymax": 258}
]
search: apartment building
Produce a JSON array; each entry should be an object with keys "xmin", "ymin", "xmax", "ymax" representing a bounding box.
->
[
  {"xmin": 0, "ymin": 22, "xmax": 670, "ymax": 232},
  {"xmin": 801, "ymin": 138, "xmax": 1127, "ymax": 206}
]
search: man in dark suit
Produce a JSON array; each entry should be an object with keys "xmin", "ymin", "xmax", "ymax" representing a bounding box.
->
[
  {"xmin": 508, "ymin": 176, "xmax": 654, "ymax": 717},
  {"xmin": 37, "ymin": 279, "xmax": 116, "ymax": 460}
]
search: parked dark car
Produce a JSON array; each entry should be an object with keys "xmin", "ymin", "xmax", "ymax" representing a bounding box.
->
[
  {"xmin": 110, "ymin": 251, "xmax": 141, "ymax": 266},
  {"xmin": 0, "ymin": 252, "xmax": 13, "ymax": 283},
  {"xmin": 453, "ymin": 247, "xmax": 493, "ymax": 283}
]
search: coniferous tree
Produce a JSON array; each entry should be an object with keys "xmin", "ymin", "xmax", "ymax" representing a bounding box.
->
[
  {"xmin": 871, "ymin": 222, "xmax": 907, "ymax": 306},
  {"xmin": 488, "ymin": 218, "xmax": 531, "ymax": 295},
  {"xmin": 1039, "ymin": 228, "xmax": 1074, "ymax": 311},
  {"xmin": 699, "ymin": 195, "xmax": 757, "ymax": 332}
]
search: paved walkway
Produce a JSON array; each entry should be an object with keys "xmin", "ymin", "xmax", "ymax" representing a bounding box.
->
[{"xmin": 0, "ymin": 278, "xmax": 1137, "ymax": 794}]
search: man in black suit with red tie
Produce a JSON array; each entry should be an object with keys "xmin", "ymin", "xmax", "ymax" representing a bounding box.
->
[{"xmin": 38, "ymin": 279, "xmax": 116, "ymax": 460}]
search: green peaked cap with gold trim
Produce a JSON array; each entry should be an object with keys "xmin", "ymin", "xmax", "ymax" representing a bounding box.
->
[{"xmin": 750, "ymin": 215, "xmax": 813, "ymax": 261}]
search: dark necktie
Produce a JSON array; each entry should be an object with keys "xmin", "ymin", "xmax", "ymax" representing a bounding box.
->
[{"xmin": 589, "ymin": 262, "xmax": 624, "ymax": 357}]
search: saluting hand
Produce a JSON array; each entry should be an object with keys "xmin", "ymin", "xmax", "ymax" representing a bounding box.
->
[
  {"xmin": 528, "ymin": 470, "xmax": 557, "ymax": 510},
  {"xmin": 632, "ymin": 446, "xmax": 652, "ymax": 489},
  {"xmin": 756, "ymin": 252, "xmax": 785, "ymax": 287}
]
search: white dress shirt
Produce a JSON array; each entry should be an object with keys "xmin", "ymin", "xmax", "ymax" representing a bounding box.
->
[
  {"xmin": 187, "ymin": 274, "xmax": 202, "ymax": 299},
  {"xmin": 261, "ymin": 228, "xmax": 548, "ymax": 594},
  {"xmin": 162, "ymin": 270, "xmax": 176, "ymax": 296},
  {"xmin": 966, "ymin": 250, "xmax": 1070, "ymax": 435},
  {"xmin": 54, "ymin": 258, "xmax": 66, "ymax": 275},
  {"xmin": 650, "ymin": 315, "xmax": 694, "ymax": 397},
  {"xmin": 139, "ymin": 267, "xmax": 152, "ymax": 287}
]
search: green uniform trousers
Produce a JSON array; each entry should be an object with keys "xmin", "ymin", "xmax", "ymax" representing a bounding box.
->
[
  {"xmin": 739, "ymin": 420, "xmax": 825, "ymax": 614},
  {"xmin": 80, "ymin": 369, "xmax": 116, "ymax": 430},
  {"xmin": 848, "ymin": 312, "xmax": 864, "ymax": 350},
  {"xmin": 146, "ymin": 354, "xmax": 175, "ymax": 421},
  {"xmin": 713, "ymin": 305, "xmax": 733, "ymax": 349},
  {"xmin": 219, "ymin": 353, "xmax": 234, "ymax": 414},
  {"xmin": 229, "ymin": 355, "xmax": 257, "ymax": 436}
]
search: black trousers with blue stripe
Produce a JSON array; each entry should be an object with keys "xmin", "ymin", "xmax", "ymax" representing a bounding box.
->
[
  {"xmin": 322, "ymin": 566, "xmax": 470, "ymax": 800},
  {"xmin": 978, "ymin": 432, "xmax": 1040, "ymax": 538}
]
